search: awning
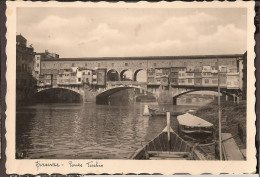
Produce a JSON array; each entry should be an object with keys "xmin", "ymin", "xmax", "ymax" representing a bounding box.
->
[{"xmin": 177, "ymin": 113, "xmax": 213, "ymax": 127}]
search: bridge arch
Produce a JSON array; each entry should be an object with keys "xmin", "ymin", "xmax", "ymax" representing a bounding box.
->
[
  {"xmin": 133, "ymin": 69, "xmax": 147, "ymax": 82},
  {"xmin": 33, "ymin": 87, "xmax": 83, "ymax": 103},
  {"xmin": 96, "ymin": 86, "xmax": 155, "ymax": 105},
  {"xmin": 120, "ymin": 69, "xmax": 133, "ymax": 81},
  {"xmin": 107, "ymin": 69, "xmax": 119, "ymax": 81},
  {"xmin": 172, "ymin": 89, "xmax": 236, "ymax": 105}
]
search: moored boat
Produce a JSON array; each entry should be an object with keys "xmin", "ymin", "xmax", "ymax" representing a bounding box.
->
[
  {"xmin": 129, "ymin": 126, "xmax": 206, "ymax": 160},
  {"xmin": 177, "ymin": 113, "xmax": 213, "ymax": 141}
]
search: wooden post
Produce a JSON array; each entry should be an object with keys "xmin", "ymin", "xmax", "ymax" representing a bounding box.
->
[
  {"xmin": 167, "ymin": 112, "xmax": 170, "ymax": 141},
  {"xmin": 167, "ymin": 112, "xmax": 171, "ymax": 151},
  {"xmin": 217, "ymin": 58, "xmax": 223, "ymax": 160}
]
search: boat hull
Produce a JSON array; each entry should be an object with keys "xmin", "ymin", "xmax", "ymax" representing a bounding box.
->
[
  {"xmin": 178, "ymin": 125, "xmax": 213, "ymax": 141},
  {"xmin": 130, "ymin": 130, "xmax": 206, "ymax": 160}
]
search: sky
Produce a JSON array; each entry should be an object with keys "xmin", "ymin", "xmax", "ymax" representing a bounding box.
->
[{"xmin": 17, "ymin": 7, "xmax": 247, "ymax": 58}]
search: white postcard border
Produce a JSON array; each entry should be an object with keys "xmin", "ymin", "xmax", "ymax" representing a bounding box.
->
[{"xmin": 5, "ymin": 1, "xmax": 256, "ymax": 175}]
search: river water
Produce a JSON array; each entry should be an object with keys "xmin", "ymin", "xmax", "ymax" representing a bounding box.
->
[{"xmin": 16, "ymin": 102, "xmax": 199, "ymax": 159}]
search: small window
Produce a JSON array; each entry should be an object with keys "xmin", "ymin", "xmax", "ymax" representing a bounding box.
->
[
  {"xmin": 98, "ymin": 63, "xmax": 101, "ymax": 67},
  {"xmin": 78, "ymin": 78, "xmax": 81, "ymax": 82},
  {"xmin": 37, "ymin": 63, "xmax": 39, "ymax": 67},
  {"xmin": 72, "ymin": 63, "xmax": 75, "ymax": 67},
  {"xmin": 125, "ymin": 63, "xmax": 128, "ymax": 66},
  {"xmin": 153, "ymin": 63, "xmax": 157, "ymax": 67},
  {"xmin": 184, "ymin": 62, "xmax": 187, "ymax": 66},
  {"xmin": 85, "ymin": 63, "xmax": 87, "ymax": 67},
  {"xmin": 205, "ymin": 79, "xmax": 209, "ymax": 84}
]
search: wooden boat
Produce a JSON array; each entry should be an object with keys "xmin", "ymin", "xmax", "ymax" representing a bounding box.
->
[
  {"xmin": 177, "ymin": 113, "xmax": 213, "ymax": 140},
  {"xmin": 148, "ymin": 107, "xmax": 183, "ymax": 117},
  {"xmin": 129, "ymin": 126, "xmax": 206, "ymax": 160}
]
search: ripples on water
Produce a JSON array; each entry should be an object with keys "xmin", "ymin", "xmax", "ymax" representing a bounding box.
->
[{"xmin": 16, "ymin": 102, "xmax": 198, "ymax": 159}]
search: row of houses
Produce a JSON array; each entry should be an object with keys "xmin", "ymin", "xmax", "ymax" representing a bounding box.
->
[
  {"xmin": 147, "ymin": 66, "xmax": 240, "ymax": 89},
  {"xmin": 17, "ymin": 34, "xmax": 244, "ymax": 97},
  {"xmin": 38, "ymin": 65, "xmax": 240, "ymax": 90},
  {"xmin": 39, "ymin": 67, "xmax": 106, "ymax": 87}
]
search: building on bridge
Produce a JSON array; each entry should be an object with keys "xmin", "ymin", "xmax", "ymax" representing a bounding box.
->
[
  {"xmin": 39, "ymin": 54, "xmax": 244, "ymax": 89},
  {"xmin": 35, "ymin": 54, "xmax": 246, "ymax": 104},
  {"xmin": 34, "ymin": 50, "xmax": 59, "ymax": 86}
]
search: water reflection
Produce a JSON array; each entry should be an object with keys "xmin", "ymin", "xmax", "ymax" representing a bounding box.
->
[{"xmin": 16, "ymin": 102, "xmax": 198, "ymax": 159}]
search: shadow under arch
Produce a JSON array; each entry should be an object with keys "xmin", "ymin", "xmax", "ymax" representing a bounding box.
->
[
  {"xmin": 107, "ymin": 69, "xmax": 119, "ymax": 81},
  {"xmin": 96, "ymin": 86, "xmax": 156, "ymax": 105},
  {"xmin": 135, "ymin": 94, "xmax": 156, "ymax": 102},
  {"xmin": 31, "ymin": 87, "xmax": 83, "ymax": 103},
  {"xmin": 172, "ymin": 89, "xmax": 236, "ymax": 105}
]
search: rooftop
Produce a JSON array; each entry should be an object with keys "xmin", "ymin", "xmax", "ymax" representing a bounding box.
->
[{"xmin": 41, "ymin": 54, "xmax": 244, "ymax": 62}]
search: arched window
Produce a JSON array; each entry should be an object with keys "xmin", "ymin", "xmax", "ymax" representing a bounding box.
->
[
  {"xmin": 107, "ymin": 69, "xmax": 119, "ymax": 81},
  {"xmin": 134, "ymin": 69, "xmax": 147, "ymax": 82},
  {"xmin": 120, "ymin": 70, "xmax": 133, "ymax": 81}
]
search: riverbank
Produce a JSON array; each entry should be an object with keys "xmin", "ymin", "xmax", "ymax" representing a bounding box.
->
[{"xmin": 193, "ymin": 99, "xmax": 246, "ymax": 150}]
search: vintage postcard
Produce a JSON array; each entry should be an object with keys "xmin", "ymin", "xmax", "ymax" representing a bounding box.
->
[{"xmin": 6, "ymin": 1, "xmax": 256, "ymax": 175}]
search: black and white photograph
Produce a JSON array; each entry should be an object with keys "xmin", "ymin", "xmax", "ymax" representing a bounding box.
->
[{"xmin": 6, "ymin": 1, "xmax": 256, "ymax": 175}]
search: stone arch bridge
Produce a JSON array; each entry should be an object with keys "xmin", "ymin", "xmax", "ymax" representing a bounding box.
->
[
  {"xmin": 36, "ymin": 83, "xmax": 241, "ymax": 104},
  {"xmin": 37, "ymin": 54, "xmax": 245, "ymax": 104}
]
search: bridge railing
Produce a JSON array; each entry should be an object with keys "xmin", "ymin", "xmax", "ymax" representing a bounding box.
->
[{"xmin": 107, "ymin": 81, "xmax": 146, "ymax": 87}]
